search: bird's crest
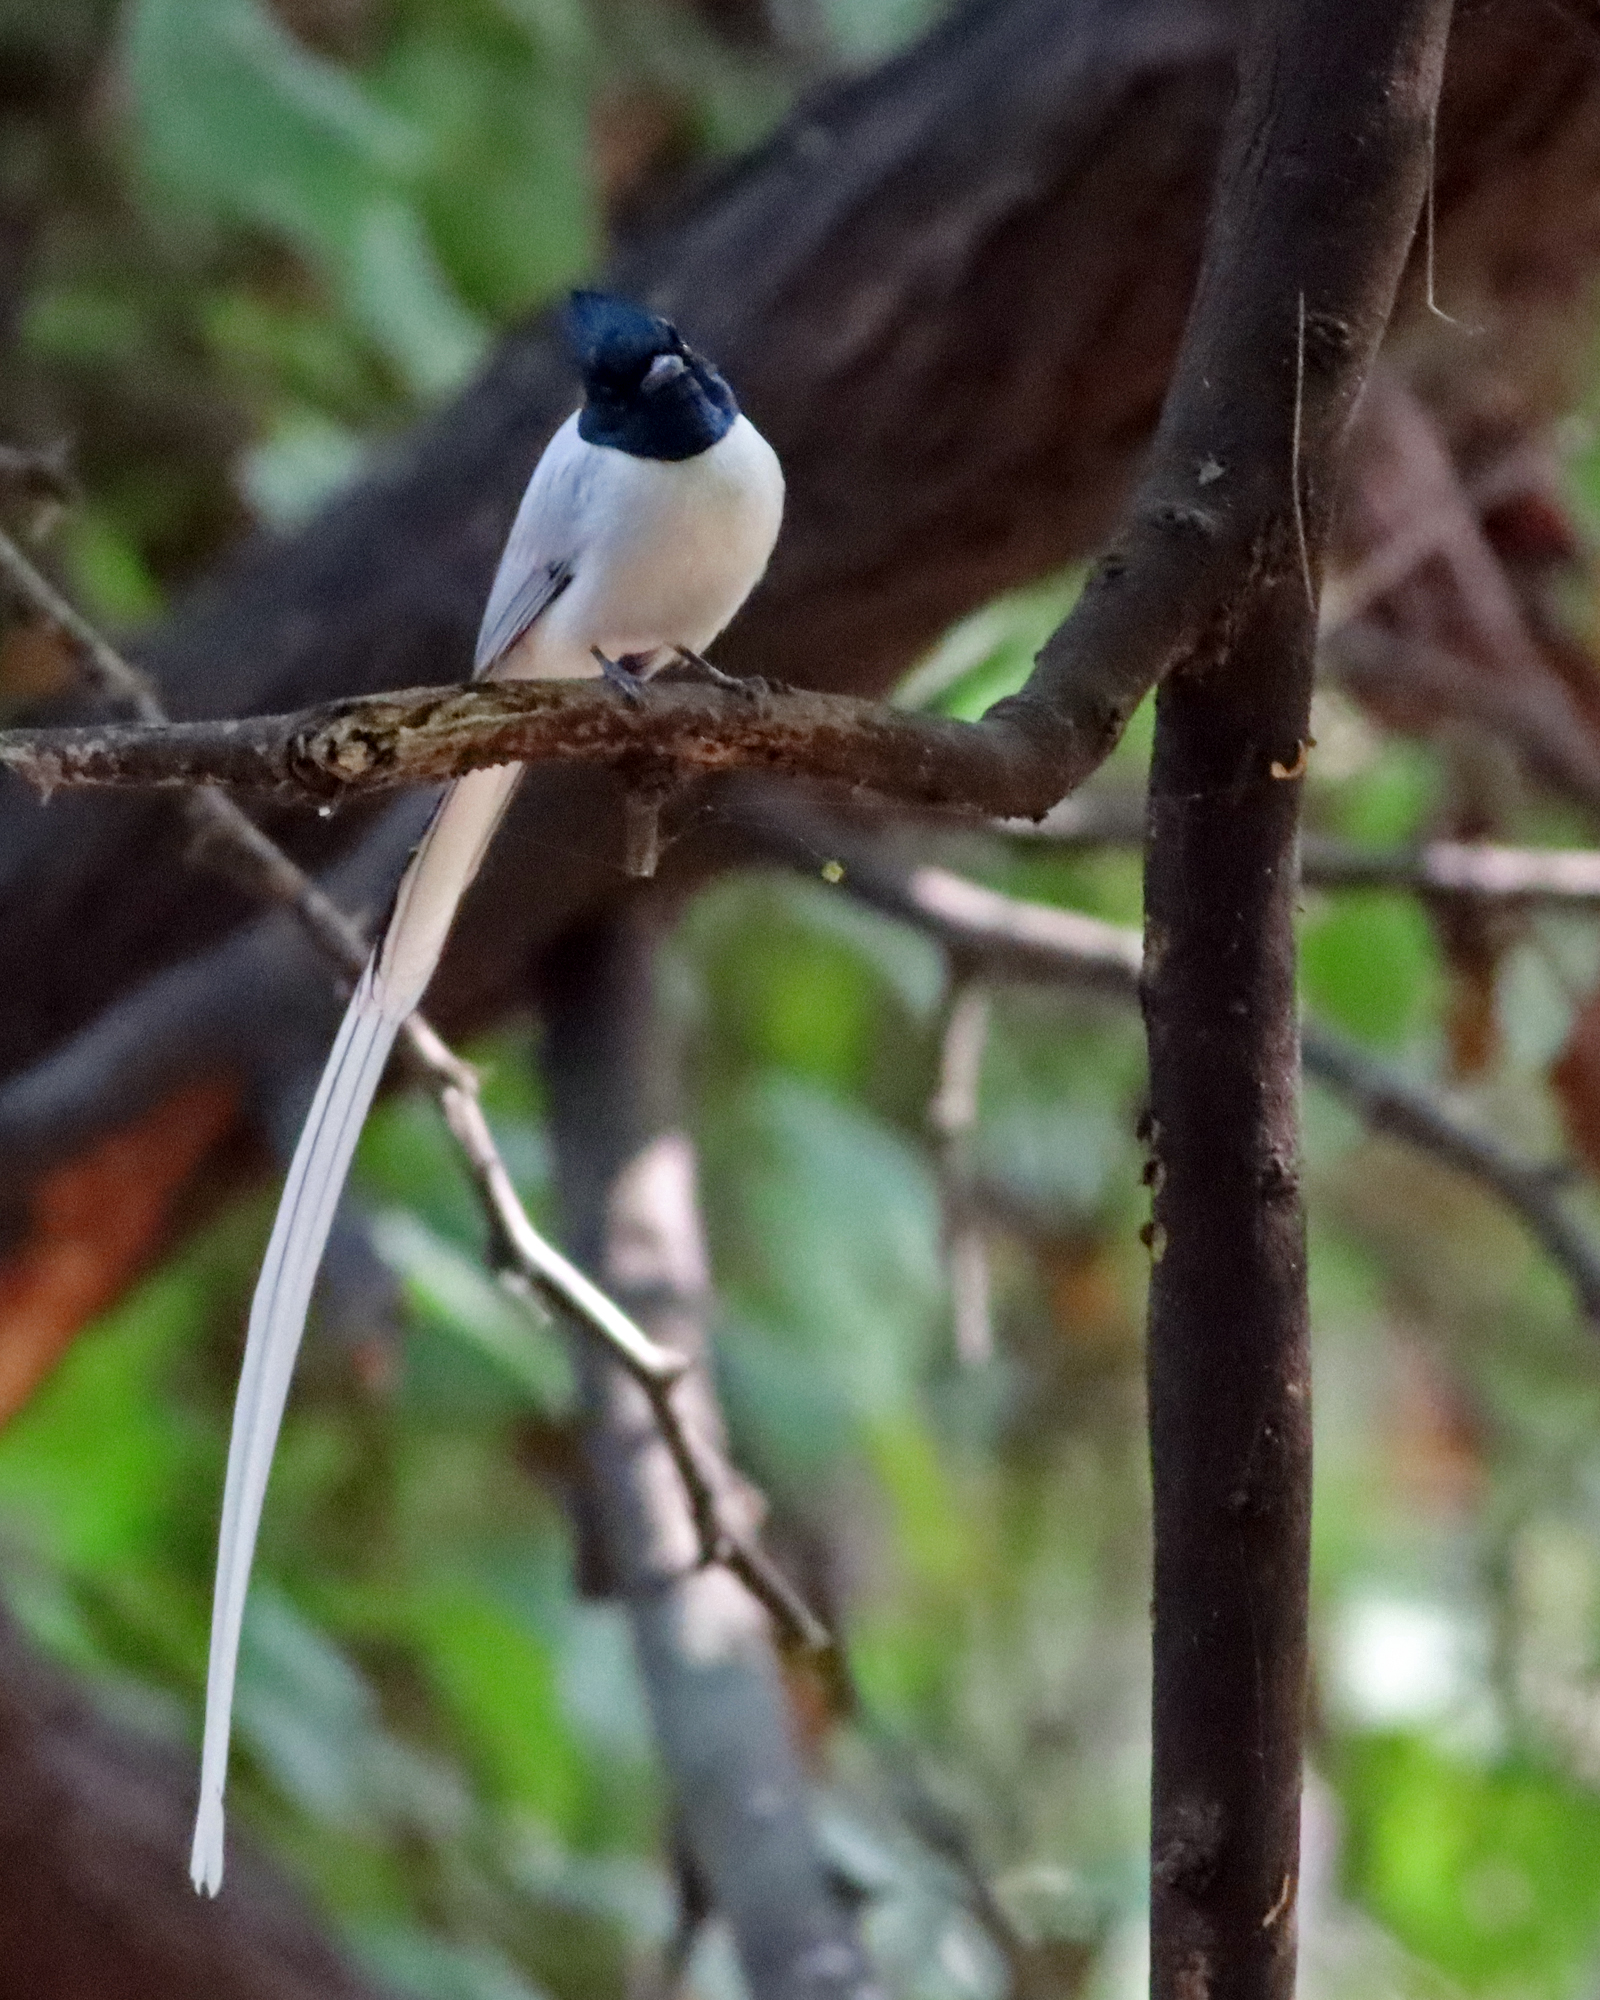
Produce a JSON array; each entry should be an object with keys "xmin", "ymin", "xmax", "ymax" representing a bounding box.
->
[
  {"xmin": 565, "ymin": 290, "xmax": 737, "ymax": 461},
  {"xmin": 565, "ymin": 291, "xmax": 681, "ymax": 395}
]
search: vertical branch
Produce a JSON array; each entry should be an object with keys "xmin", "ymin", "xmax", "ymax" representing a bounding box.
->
[
  {"xmin": 928, "ymin": 970, "xmax": 994, "ymax": 1367},
  {"xmin": 1138, "ymin": 3, "xmax": 1452, "ymax": 1997},
  {"xmin": 538, "ymin": 907, "xmax": 875, "ymax": 2000},
  {"xmin": 1143, "ymin": 519, "xmax": 1318, "ymax": 2000}
]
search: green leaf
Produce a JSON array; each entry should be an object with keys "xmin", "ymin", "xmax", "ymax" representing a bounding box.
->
[
  {"xmin": 342, "ymin": 196, "xmax": 488, "ymax": 397},
  {"xmin": 370, "ymin": 0, "xmax": 594, "ymax": 317},
  {"xmin": 124, "ymin": 0, "xmax": 424, "ymax": 240},
  {"xmin": 122, "ymin": 0, "xmax": 487, "ymax": 395},
  {"xmin": 238, "ymin": 1583, "xmax": 470, "ymax": 1839},
  {"xmin": 687, "ymin": 877, "xmax": 928, "ymax": 1094},
  {"xmin": 0, "ymin": 1262, "xmax": 210, "ymax": 1575},
  {"xmin": 401, "ymin": 1586, "xmax": 588, "ymax": 1825},
  {"xmin": 1341, "ymin": 1732, "xmax": 1600, "ymax": 1996},
  {"xmin": 350, "ymin": 1924, "xmax": 553, "ymax": 2000},
  {"xmin": 1300, "ymin": 892, "xmax": 1442, "ymax": 1046},
  {"xmin": 22, "ymin": 282, "xmax": 152, "ymax": 365},
  {"xmin": 894, "ymin": 570, "xmax": 1084, "ymax": 719},
  {"xmin": 710, "ymin": 1076, "xmax": 943, "ymax": 1431},
  {"xmin": 239, "ymin": 407, "xmax": 369, "ymax": 528},
  {"xmin": 372, "ymin": 1210, "xmax": 572, "ymax": 1416},
  {"xmin": 1323, "ymin": 735, "xmax": 1440, "ymax": 844},
  {"xmin": 64, "ymin": 507, "xmax": 167, "ymax": 623}
]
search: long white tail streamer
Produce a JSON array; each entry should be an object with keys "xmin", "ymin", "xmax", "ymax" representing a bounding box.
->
[{"xmin": 191, "ymin": 763, "xmax": 523, "ymax": 1894}]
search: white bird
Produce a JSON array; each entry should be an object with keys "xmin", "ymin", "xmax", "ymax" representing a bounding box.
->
[{"xmin": 191, "ymin": 291, "xmax": 784, "ymax": 1894}]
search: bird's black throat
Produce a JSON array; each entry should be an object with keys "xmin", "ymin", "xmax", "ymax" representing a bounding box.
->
[
  {"xmin": 578, "ymin": 363, "xmax": 736, "ymax": 461},
  {"xmin": 566, "ymin": 289, "xmax": 739, "ymax": 462}
]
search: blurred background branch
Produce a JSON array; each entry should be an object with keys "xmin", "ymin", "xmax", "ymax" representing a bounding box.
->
[{"xmin": 539, "ymin": 906, "xmax": 874, "ymax": 2000}]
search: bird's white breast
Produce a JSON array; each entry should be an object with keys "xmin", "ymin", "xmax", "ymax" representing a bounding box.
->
[{"xmin": 498, "ymin": 413, "xmax": 784, "ymax": 683}]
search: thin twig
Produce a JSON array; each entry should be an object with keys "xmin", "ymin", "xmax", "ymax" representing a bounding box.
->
[
  {"xmin": 860, "ymin": 1712, "xmax": 1066, "ymax": 1994},
  {"xmin": 1422, "ymin": 88, "xmax": 1459, "ymax": 326},
  {"xmin": 0, "ymin": 521, "xmax": 824, "ymax": 1651},
  {"xmin": 775, "ymin": 818, "xmax": 1600, "ymax": 1329},
  {"xmin": 1298, "ymin": 1025, "xmax": 1600, "ymax": 1321},
  {"xmin": 427, "ymin": 1059, "xmax": 684, "ymax": 1386},
  {"xmin": 928, "ymin": 971, "xmax": 995, "ymax": 1366},
  {"xmin": 1013, "ymin": 796, "xmax": 1600, "ymax": 907}
]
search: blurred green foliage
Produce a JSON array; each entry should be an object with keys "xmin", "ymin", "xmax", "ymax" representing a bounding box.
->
[
  {"xmin": 9, "ymin": 3, "xmax": 1600, "ymax": 1997},
  {"xmin": 1342, "ymin": 1734, "xmax": 1600, "ymax": 1997}
]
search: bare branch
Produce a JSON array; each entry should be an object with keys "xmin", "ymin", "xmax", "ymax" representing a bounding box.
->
[
  {"xmin": 1127, "ymin": 39, "xmax": 1452, "ymax": 1974},
  {"xmin": 747, "ymin": 801, "xmax": 1600, "ymax": 1331},
  {"xmin": 538, "ymin": 910, "xmax": 871, "ymax": 1999},
  {"xmin": 1302, "ymin": 839, "xmax": 1600, "ymax": 905},
  {"xmin": 927, "ymin": 973, "xmax": 995, "ymax": 1367},
  {"xmin": 1017, "ymin": 795, "xmax": 1600, "ymax": 907},
  {"xmin": 0, "ymin": 670, "xmax": 1065, "ymax": 821},
  {"xmin": 1298, "ymin": 1026, "xmax": 1600, "ymax": 1322},
  {"xmin": 828, "ymin": 845, "xmax": 1145, "ymax": 996}
]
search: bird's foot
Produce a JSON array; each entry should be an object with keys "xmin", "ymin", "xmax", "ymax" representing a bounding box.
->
[
  {"xmin": 673, "ymin": 646, "xmax": 768, "ymax": 701},
  {"xmin": 592, "ymin": 647, "xmax": 647, "ymax": 704}
]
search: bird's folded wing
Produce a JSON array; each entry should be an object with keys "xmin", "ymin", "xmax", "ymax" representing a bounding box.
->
[
  {"xmin": 473, "ymin": 416, "xmax": 590, "ymax": 674},
  {"xmin": 474, "ymin": 555, "xmax": 573, "ymax": 677}
]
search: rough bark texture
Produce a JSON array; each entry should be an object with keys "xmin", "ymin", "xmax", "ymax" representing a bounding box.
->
[
  {"xmin": 1138, "ymin": 2, "xmax": 1452, "ymax": 1995},
  {"xmin": 0, "ymin": 672, "xmax": 1071, "ymax": 818},
  {"xmin": 538, "ymin": 909, "xmax": 874, "ymax": 2000}
]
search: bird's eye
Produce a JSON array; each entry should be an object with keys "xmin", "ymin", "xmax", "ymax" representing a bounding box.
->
[{"xmin": 641, "ymin": 353, "xmax": 688, "ymax": 392}]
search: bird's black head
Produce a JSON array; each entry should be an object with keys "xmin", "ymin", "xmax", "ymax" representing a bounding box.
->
[{"xmin": 565, "ymin": 290, "xmax": 738, "ymax": 463}]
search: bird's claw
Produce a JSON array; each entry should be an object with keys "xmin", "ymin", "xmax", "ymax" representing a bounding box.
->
[
  {"xmin": 674, "ymin": 646, "xmax": 767, "ymax": 702},
  {"xmin": 592, "ymin": 647, "xmax": 645, "ymax": 704}
]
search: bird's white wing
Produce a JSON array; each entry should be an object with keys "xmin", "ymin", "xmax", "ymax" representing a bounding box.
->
[
  {"xmin": 473, "ymin": 415, "xmax": 590, "ymax": 675},
  {"xmin": 474, "ymin": 557, "xmax": 573, "ymax": 679},
  {"xmin": 192, "ymin": 421, "xmax": 590, "ymax": 1898}
]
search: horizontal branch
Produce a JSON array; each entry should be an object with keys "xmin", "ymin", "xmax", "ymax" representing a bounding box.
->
[
  {"xmin": 1298, "ymin": 1026, "xmax": 1600, "ymax": 1322},
  {"xmin": 774, "ymin": 814, "xmax": 1600, "ymax": 1327},
  {"xmin": 0, "ymin": 675, "xmax": 1067, "ymax": 822},
  {"xmin": 25, "ymin": 669, "xmax": 1598, "ymax": 916},
  {"xmin": 1017, "ymin": 795, "xmax": 1600, "ymax": 906},
  {"xmin": 1301, "ymin": 841, "xmax": 1600, "ymax": 904}
]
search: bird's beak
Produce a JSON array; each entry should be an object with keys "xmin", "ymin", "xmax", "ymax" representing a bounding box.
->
[{"xmin": 642, "ymin": 353, "xmax": 689, "ymax": 392}]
